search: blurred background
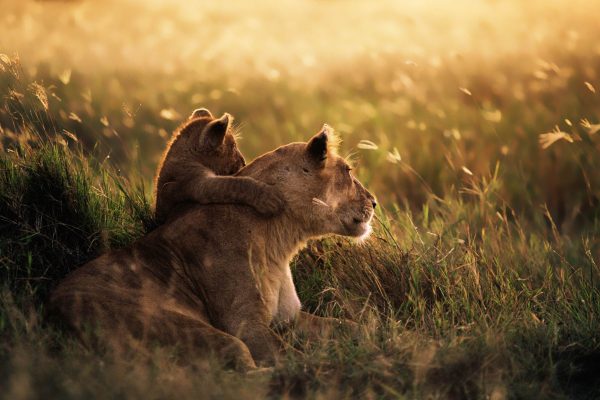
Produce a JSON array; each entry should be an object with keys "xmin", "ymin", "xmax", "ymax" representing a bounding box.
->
[{"xmin": 1, "ymin": 0, "xmax": 599, "ymax": 230}]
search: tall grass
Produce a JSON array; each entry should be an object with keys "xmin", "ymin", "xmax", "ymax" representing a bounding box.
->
[
  {"xmin": 0, "ymin": 138, "xmax": 153, "ymax": 306},
  {"xmin": 1, "ymin": 128, "xmax": 599, "ymax": 398},
  {"xmin": 1, "ymin": 73, "xmax": 599, "ymax": 399}
]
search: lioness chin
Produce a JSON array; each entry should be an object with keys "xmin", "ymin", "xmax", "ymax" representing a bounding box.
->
[{"xmin": 50, "ymin": 124, "xmax": 376, "ymax": 371}]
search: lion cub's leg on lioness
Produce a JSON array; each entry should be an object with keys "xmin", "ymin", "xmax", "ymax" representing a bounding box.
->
[{"xmin": 155, "ymin": 108, "xmax": 284, "ymax": 222}]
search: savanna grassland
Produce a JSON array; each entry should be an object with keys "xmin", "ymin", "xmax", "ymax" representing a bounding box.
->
[{"xmin": 1, "ymin": 0, "xmax": 600, "ymax": 398}]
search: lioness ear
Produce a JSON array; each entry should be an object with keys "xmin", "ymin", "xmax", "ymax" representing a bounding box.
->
[
  {"xmin": 201, "ymin": 113, "xmax": 231, "ymax": 148},
  {"xmin": 190, "ymin": 108, "xmax": 213, "ymax": 119},
  {"xmin": 306, "ymin": 124, "xmax": 330, "ymax": 166}
]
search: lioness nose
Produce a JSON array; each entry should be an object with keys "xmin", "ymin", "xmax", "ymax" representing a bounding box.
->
[{"xmin": 371, "ymin": 199, "xmax": 377, "ymax": 209}]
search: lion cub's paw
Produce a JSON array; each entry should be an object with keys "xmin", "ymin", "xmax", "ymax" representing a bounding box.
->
[{"xmin": 253, "ymin": 186, "xmax": 286, "ymax": 216}]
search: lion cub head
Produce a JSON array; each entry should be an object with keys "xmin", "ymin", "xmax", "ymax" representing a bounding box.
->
[
  {"xmin": 181, "ymin": 108, "xmax": 246, "ymax": 175},
  {"xmin": 243, "ymin": 125, "xmax": 377, "ymax": 239}
]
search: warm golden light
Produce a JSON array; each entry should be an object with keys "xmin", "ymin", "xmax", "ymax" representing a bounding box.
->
[
  {"xmin": 2, "ymin": 0, "xmax": 599, "ymax": 76},
  {"xmin": 1, "ymin": 1, "xmax": 600, "ymax": 397}
]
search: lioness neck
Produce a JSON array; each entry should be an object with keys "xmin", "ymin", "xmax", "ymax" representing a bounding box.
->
[{"xmin": 262, "ymin": 212, "xmax": 310, "ymax": 269}]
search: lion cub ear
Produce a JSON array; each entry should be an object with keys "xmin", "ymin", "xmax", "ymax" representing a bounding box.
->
[
  {"xmin": 190, "ymin": 108, "xmax": 213, "ymax": 119},
  {"xmin": 306, "ymin": 124, "xmax": 331, "ymax": 166},
  {"xmin": 200, "ymin": 113, "xmax": 231, "ymax": 148}
]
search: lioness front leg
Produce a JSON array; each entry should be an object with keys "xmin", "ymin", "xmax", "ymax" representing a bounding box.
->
[
  {"xmin": 219, "ymin": 307, "xmax": 287, "ymax": 367},
  {"xmin": 293, "ymin": 311, "xmax": 360, "ymax": 340},
  {"xmin": 148, "ymin": 309, "xmax": 258, "ymax": 372}
]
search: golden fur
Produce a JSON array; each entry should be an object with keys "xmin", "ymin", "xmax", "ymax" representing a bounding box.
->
[{"xmin": 50, "ymin": 125, "xmax": 376, "ymax": 370}]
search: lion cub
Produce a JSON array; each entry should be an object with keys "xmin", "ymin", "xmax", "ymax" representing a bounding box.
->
[{"xmin": 154, "ymin": 108, "xmax": 284, "ymax": 223}]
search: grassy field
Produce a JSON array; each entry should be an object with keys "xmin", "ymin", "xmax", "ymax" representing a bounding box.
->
[{"xmin": 1, "ymin": 0, "xmax": 600, "ymax": 398}]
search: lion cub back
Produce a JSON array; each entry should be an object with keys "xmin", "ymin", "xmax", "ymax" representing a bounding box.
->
[{"xmin": 154, "ymin": 108, "xmax": 246, "ymax": 222}]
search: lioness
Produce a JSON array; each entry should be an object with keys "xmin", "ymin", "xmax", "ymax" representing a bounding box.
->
[
  {"xmin": 50, "ymin": 125, "xmax": 376, "ymax": 370},
  {"xmin": 154, "ymin": 108, "xmax": 284, "ymax": 222}
]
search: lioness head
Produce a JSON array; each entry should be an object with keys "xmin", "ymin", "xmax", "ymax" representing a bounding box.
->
[
  {"xmin": 183, "ymin": 108, "xmax": 246, "ymax": 175},
  {"xmin": 241, "ymin": 125, "xmax": 376, "ymax": 239}
]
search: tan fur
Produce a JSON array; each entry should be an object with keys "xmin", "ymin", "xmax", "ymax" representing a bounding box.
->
[
  {"xmin": 50, "ymin": 125, "xmax": 376, "ymax": 370},
  {"xmin": 154, "ymin": 108, "xmax": 284, "ymax": 223}
]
